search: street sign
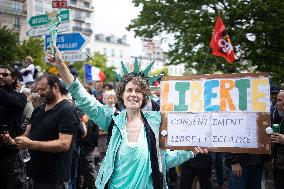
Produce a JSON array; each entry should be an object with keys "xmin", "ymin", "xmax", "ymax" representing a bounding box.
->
[
  {"xmin": 28, "ymin": 9, "xmax": 69, "ymax": 27},
  {"xmin": 27, "ymin": 22, "xmax": 70, "ymax": 37},
  {"xmin": 45, "ymin": 52, "xmax": 89, "ymax": 62},
  {"xmin": 52, "ymin": 0, "xmax": 67, "ymax": 8},
  {"xmin": 45, "ymin": 33, "xmax": 86, "ymax": 52},
  {"xmin": 62, "ymin": 52, "xmax": 89, "ymax": 62}
]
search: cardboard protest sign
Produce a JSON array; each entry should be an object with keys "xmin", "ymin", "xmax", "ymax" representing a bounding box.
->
[{"xmin": 159, "ymin": 73, "xmax": 271, "ymax": 154}]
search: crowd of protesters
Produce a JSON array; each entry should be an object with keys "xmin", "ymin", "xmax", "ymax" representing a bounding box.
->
[{"xmin": 1, "ymin": 53, "xmax": 284, "ymax": 189}]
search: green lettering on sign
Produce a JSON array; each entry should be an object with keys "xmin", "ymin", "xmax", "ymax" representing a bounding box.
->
[
  {"xmin": 174, "ymin": 82, "xmax": 190, "ymax": 111},
  {"xmin": 28, "ymin": 10, "xmax": 69, "ymax": 27}
]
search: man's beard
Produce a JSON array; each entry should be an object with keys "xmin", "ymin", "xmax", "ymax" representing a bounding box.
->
[{"xmin": 40, "ymin": 93, "xmax": 55, "ymax": 105}]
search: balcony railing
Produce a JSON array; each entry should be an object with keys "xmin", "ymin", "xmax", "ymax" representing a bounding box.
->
[
  {"xmin": 0, "ymin": 4, "xmax": 27, "ymax": 15},
  {"xmin": 72, "ymin": 27, "xmax": 92, "ymax": 35},
  {"xmin": 74, "ymin": 16, "xmax": 85, "ymax": 21},
  {"xmin": 68, "ymin": 3, "xmax": 94, "ymax": 12},
  {"xmin": 82, "ymin": 28, "xmax": 92, "ymax": 35},
  {"xmin": 73, "ymin": 26, "xmax": 82, "ymax": 31}
]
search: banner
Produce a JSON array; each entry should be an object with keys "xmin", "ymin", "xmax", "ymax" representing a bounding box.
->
[{"xmin": 210, "ymin": 16, "xmax": 235, "ymax": 63}]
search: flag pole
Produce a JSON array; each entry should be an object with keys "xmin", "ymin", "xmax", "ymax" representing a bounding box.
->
[
  {"xmin": 200, "ymin": 12, "xmax": 218, "ymax": 74},
  {"xmin": 84, "ymin": 64, "xmax": 86, "ymax": 84}
]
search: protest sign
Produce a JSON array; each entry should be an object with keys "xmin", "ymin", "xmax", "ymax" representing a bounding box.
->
[{"xmin": 160, "ymin": 73, "xmax": 271, "ymax": 154}]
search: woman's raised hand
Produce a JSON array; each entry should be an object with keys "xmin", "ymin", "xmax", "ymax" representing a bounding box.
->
[
  {"xmin": 46, "ymin": 45, "xmax": 63, "ymax": 68},
  {"xmin": 46, "ymin": 45, "xmax": 76, "ymax": 85}
]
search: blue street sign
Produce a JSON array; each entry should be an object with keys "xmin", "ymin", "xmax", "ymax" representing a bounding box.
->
[{"xmin": 45, "ymin": 32, "xmax": 86, "ymax": 52}]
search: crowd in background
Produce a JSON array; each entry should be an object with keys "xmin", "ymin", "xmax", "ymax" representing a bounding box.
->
[{"xmin": 1, "ymin": 56, "xmax": 284, "ymax": 189}]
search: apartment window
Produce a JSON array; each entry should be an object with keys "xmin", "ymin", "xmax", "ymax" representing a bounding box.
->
[
  {"xmin": 85, "ymin": 23, "xmax": 90, "ymax": 29},
  {"xmin": 74, "ymin": 22, "xmax": 81, "ymax": 31},
  {"xmin": 35, "ymin": 1, "xmax": 43, "ymax": 13},
  {"xmin": 84, "ymin": 2, "xmax": 90, "ymax": 8},
  {"xmin": 86, "ymin": 12, "xmax": 90, "ymax": 18},
  {"xmin": 12, "ymin": 2, "xmax": 23, "ymax": 12},
  {"xmin": 86, "ymin": 48, "xmax": 90, "ymax": 55},
  {"xmin": 14, "ymin": 17, "xmax": 20, "ymax": 28},
  {"xmin": 175, "ymin": 68, "xmax": 178, "ymax": 75},
  {"xmin": 75, "ymin": 22, "xmax": 81, "ymax": 28},
  {"xmin": 169, "ymin": 67, "xmax": 173, "ymax": 74},
  {"xmin": 75, "ymin": 10, "xmax": 82, "ymax": 18},
  {"xmin": 103, "ymin": 48, "xmax": 107, "ymax": 55},
  {"xmin": 70, "ymin": 0, "xmax": 77, "ymax": 5},
  {"xmin": 111, "ymin": 49, "xmax": 115, "ymax": 57}
]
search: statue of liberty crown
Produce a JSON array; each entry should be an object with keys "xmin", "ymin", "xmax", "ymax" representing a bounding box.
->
[{"xmin": 113, "ymin": 57, "xmax": 163, "ymax": 85}]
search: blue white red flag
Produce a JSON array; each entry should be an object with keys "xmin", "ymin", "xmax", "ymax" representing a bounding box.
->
[{"xmin": 84, "ymin": 64, "xmax": 106, "ymax": 81}]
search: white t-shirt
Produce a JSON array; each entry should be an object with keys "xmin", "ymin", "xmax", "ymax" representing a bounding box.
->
[{"xmin": 20, "ymin": 64, "xmax": 35, "ymax": 84}]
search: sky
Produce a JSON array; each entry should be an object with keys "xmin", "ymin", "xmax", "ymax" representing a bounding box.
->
[{"xmin": 92, "ymin": 0, "xmax": 143, "ymax": 56}]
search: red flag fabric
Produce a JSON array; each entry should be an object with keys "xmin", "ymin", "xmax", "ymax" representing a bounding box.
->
[
  {"xmin": 154, "ymin": 80, "xmax": 159, "ymax": 87},
  {"xmin": 210, "ymin": 16, "xmax": 235, "ymax": 63}
]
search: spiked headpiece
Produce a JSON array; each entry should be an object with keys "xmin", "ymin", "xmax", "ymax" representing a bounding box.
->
[{"xmin": 113, "ymin": 58, "xmax": 163, "ymax": 85}]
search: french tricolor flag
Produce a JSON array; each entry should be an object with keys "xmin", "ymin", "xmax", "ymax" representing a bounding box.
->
[{"xmin": 84, "ymin": 64, "xmax": 106, "ymax": 81}]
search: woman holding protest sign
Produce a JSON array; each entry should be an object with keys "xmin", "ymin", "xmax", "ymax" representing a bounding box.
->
[{"xmin": 46, "ymin": 45, "xmax": 207, "ymax": 189}]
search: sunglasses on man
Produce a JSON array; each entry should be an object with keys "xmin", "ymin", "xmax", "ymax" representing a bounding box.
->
[{"xmin": 0, "ymin": 73, "xmax": 10, "ymax": 77}]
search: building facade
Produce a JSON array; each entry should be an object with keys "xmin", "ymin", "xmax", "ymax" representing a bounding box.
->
[
  {"xmin": 140, "ymin": 37, "xmax": 185, "ymax": 76},
  {"xmin": 0, "ymin": 0, "xmax": 94, "ymax": 54},
  {"xmin": 92, "ymin": 33, "xmax": 131, "ymax": 72},
  {"xmin": 92, "ymin": 34, "xmax": 185, "ymax": 76},
  {"xmin": 26, "ymin": 0, "xmax": 94, "ymax": 54},
  {"xmin": 133, "ymin": 55, "xmax": 185, "ymax": 77},
  {"xmin": 0, "ymin": 0, "xmax": 27, "ymax": 41},
  {"xmin": 67, "ymin": 0, "xmax": 94, "ymax": 54}
]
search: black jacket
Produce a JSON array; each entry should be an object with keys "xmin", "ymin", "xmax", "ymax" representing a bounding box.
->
[
  {"xmin": 183, "ymin": 153, "xmax": 213, "ymax": 168},
  {"xmin": 272, "ymin": 108, "xmax": 284, "ymax": 157},
  {"xmin": 225, "ymin": 153, "xmax": 269, "ymax": 167},
  {"xmin": 0, "ymin": 87, "xmax": 27, "ymax": 156}
]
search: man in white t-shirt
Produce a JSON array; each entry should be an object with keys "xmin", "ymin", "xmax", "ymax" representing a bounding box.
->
[{"xmin": 20, "ymin": 56, "xmax": 35, "ymax": 85}]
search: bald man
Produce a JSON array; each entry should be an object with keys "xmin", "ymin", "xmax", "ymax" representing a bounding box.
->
[{"xmin": 271, "ymin": 90, "xmax": 284, "ymax": 189}]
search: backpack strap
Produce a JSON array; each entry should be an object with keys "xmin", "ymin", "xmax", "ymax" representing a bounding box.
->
[
  {"xmin": 107, "ymin": 112, "xmax": 119, "ymax": 141},
  {"xmin": 107, "ymin": 119, "xmax": 115, "ymax": 139}
]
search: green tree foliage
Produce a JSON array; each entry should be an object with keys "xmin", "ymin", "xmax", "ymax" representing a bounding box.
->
[
  {"xmin": 73, "ymin": 52, "xmax": 115, "ymax": 82},
  {"xmin": 20, "ymin": 38, "xmax": 46, "ymax": 70},
  {"xmin": 128, "ymin": 0, "xmax": 284, "ymax": 85},
  {"xmin": 0, "ymin": 26, "xmax": 46, "ymax": 72},
  {"xmin": 151, "ymin": 67, "xmax": 168, "ymax": 76},
  {"xmin": 0, "ymin": 26, "xmax": 21, "ymax": 65}
]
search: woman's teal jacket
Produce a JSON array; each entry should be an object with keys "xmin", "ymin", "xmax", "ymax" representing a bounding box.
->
[{"xmin": 67, "ymin": 79, "xmax": 193, "ymax": 189}]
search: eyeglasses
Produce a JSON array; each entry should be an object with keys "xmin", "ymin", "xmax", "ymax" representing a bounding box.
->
[{"xmin": 0, "ymin": 73, "xmax": 10, "ymax": 77}]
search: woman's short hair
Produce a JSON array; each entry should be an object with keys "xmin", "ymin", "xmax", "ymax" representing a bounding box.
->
[
  {"xmin": 103, "ymin": 90, "xmax": 117, "ymax": 104},
  {"xmin": 25, "ymin": 56, "xmax": 33, "ymax": 64},
  {"xmin": 115, "ymin": 73, "xmax": 151, "ymax": 109}
]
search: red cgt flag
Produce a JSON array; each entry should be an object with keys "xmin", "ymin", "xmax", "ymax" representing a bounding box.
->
[{"xmin": 210, "ymin": 16, "xmax": 235, "ymax": 63}]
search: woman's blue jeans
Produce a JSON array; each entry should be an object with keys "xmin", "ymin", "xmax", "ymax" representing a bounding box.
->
[{"xmin": 229, "ymin": 164, "xmax": 263, "ymax": 189}]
